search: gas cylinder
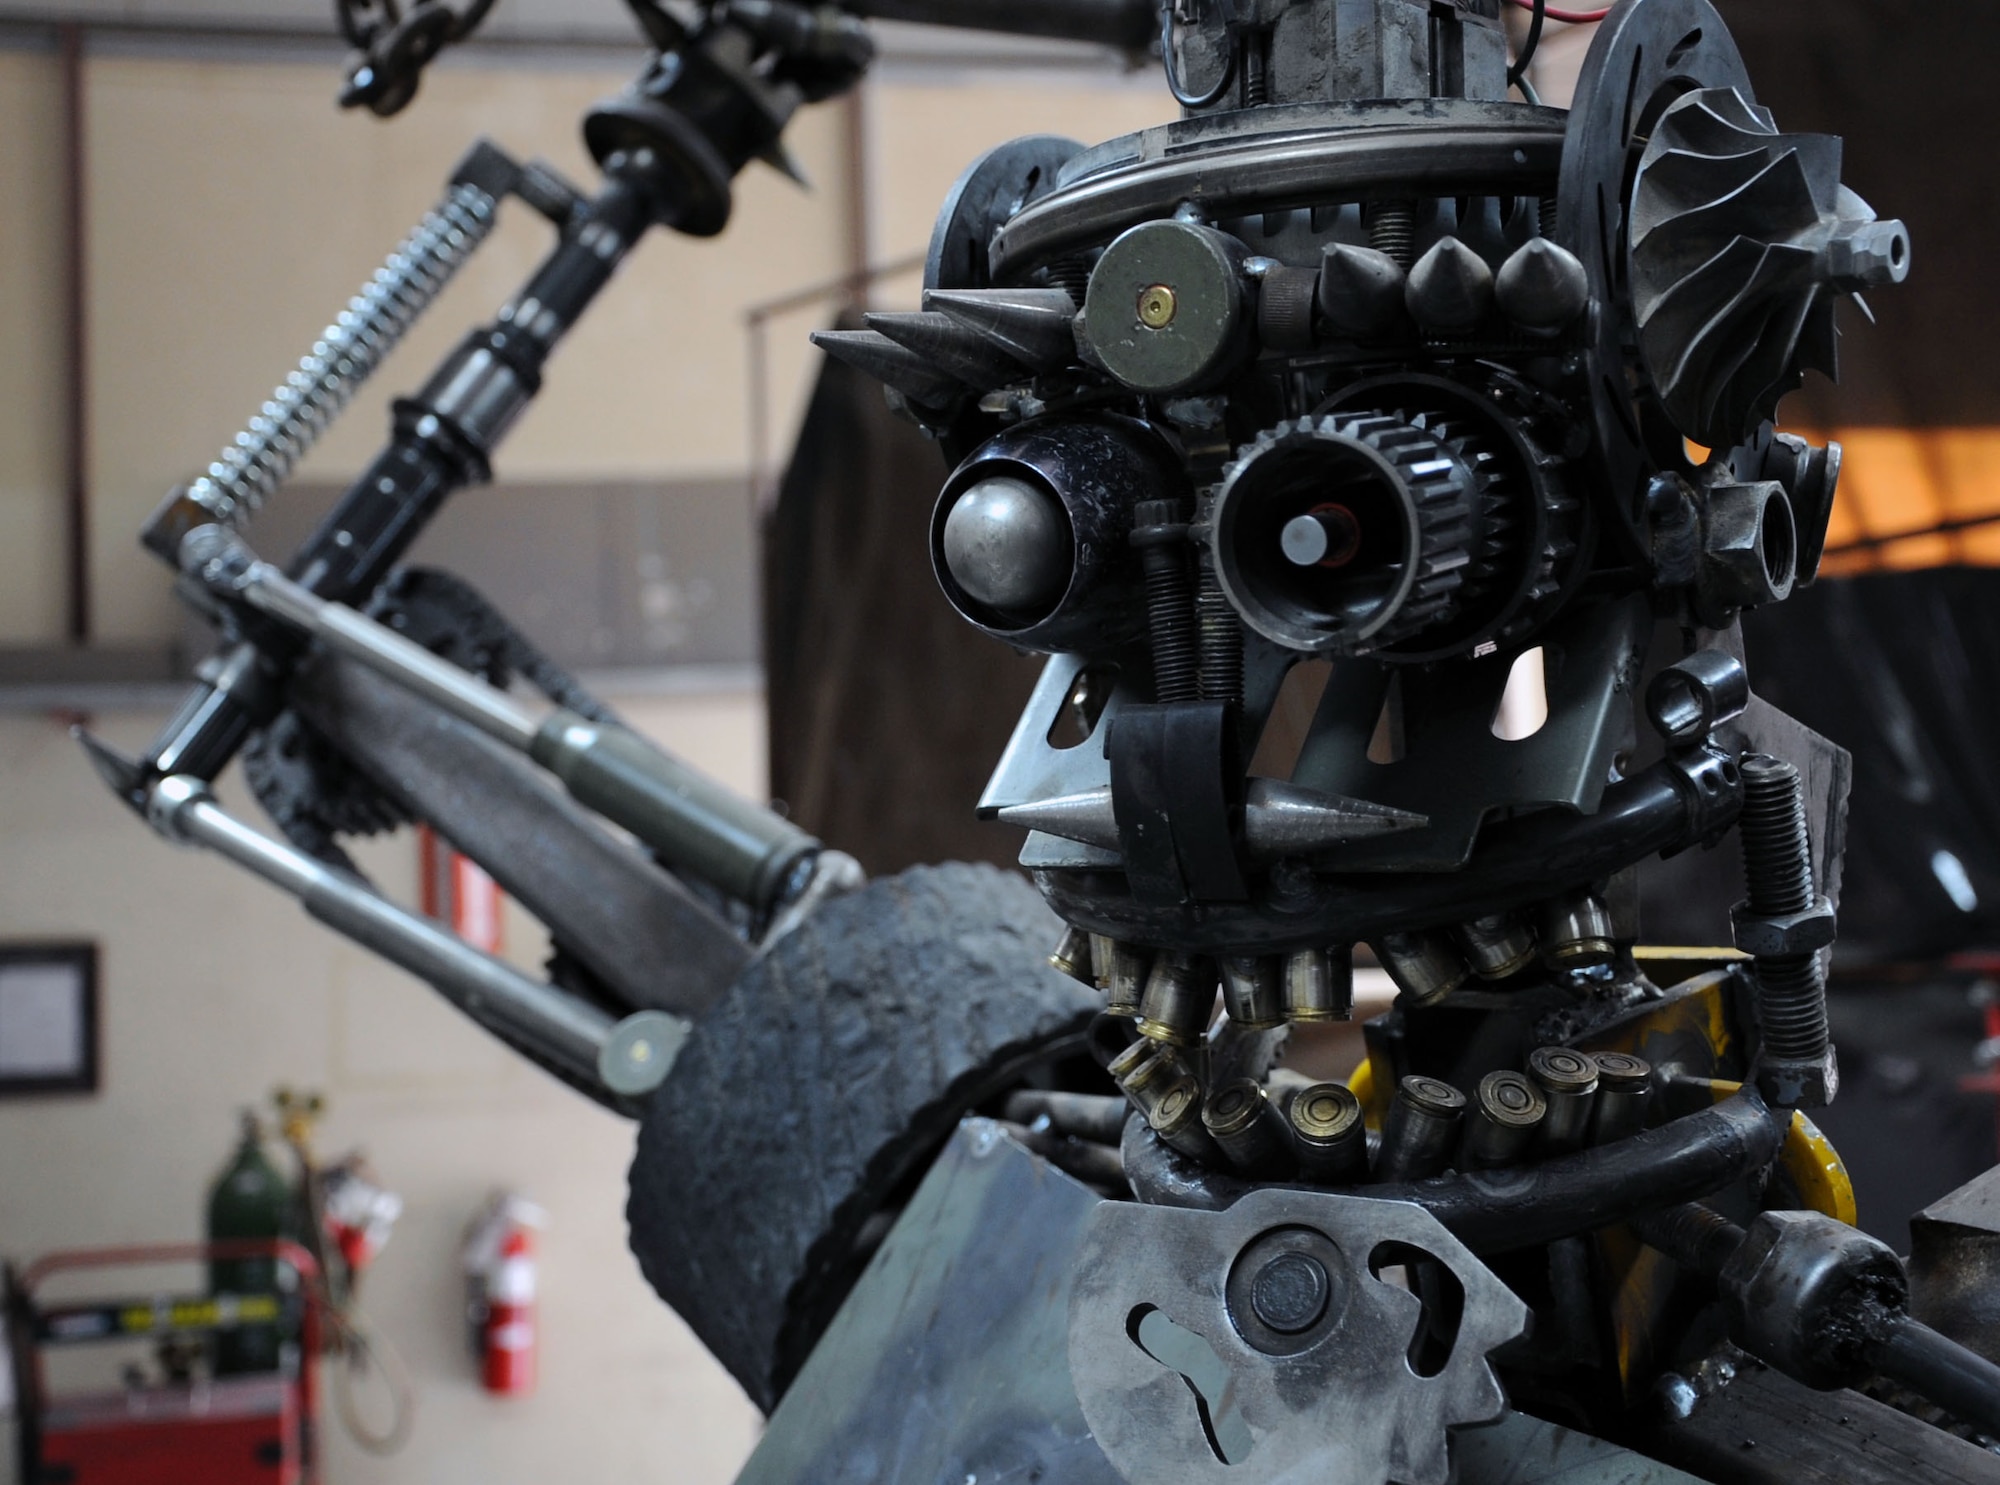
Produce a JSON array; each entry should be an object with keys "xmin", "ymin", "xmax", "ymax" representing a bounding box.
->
[{"xmin": 207, "ymin": 1110, "xmax": 294, "ymax": 1375}]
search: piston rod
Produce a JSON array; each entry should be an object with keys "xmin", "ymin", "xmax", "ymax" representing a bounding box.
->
[
  {"xmin": 99, "ymin": 752, "xmax": 680, "ymax": 1103},
  {"xmin": 185, "ymin": 531, "xmax": 822, "ymax": 915}
]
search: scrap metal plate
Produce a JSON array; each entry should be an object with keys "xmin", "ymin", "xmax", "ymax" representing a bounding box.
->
[
  {"xmin": 735, "ymin": 1118, "xmax": 1121, "ymax": 1485},
  {"xmin": 1068, "ymin": 1189, "xmax": 1530, "ymax": 1485}
]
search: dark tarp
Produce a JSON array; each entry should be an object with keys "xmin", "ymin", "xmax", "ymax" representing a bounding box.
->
[{"xmin": 763, "ymin": 320, "xmax": 1042, "ymax": 876}]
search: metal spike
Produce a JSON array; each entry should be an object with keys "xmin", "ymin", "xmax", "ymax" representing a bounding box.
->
[
  {"xmin": 809, "ymin": 329, "xmax": 965, "ymax": 409},
  {"xmin": 1494, "ymin": 238, "xmax": 1589, "ymax": 335},
  {"xmin": 1405, "ymin": 237, "xmax": 1494, "ymax": 333},
  {"xmin": 997, "ymin": 787, "xmax": 1119, "ymax": 852},
  {"xmin": 1317, "ymin": 243, "xmax": 1406, "ymax": 336},
  {"xmin": 923, "ymin": 287, "xmax": 1080, "ymax": 370},
  {"xmin": 863, "ymin": 311, "xmax": 1022, "ymax": 391},
  {"xmin": 1241, "ymin": 778, "xmax": 1426, "ymax": 861},
  {"xmin": 757, "ymin": 141, "xmax": 811, "ymax": 189},
  {"xmin": 73, "ymin": 728, "xmax": 146, "ymax": 812}
]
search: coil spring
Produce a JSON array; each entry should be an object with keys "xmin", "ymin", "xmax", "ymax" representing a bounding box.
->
[{"xmin": 185, "ymin": 180, "xmax": 499, "ymax": 529}]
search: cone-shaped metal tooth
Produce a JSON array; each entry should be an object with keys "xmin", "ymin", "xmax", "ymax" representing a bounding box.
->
[
  {"xmin": 864, "ymin": 310, "xmax": 1022, "ymax": 391},
  {"xmin": 1494, "ymin": 238, "xmax": 1589, "ymax": 335},
  {"xmin": 810, "ymin": 329, "xmax": 964, "ymax": 409},
  {"xmin": 1317, "ymin": 243, "xmax": 1407, "ymax": 336},
  {"xmin": 997, "ymin": 786, "xmax": 1119, "ymax": 852},
  {"xmin": 1240, "ymin": 778, "xmax": 1426, "ymax": 861},
  {"xmin": 1405, "ymin": 237, "xmax": 1493, "ymax": 334},
  {"xmin": 922, "ymin": 287, "xmax": 1081, "ymax": 371}
]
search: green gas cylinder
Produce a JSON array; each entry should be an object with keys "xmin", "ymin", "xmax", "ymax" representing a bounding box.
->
[{"xmin": 207, "ymin": 1110, "xmax": 294, "ymax": 1375}]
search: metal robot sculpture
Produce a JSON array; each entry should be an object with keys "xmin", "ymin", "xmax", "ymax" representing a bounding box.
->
[{"xmin": 75, "ymin": 0, "xmax": 2000, "ymax": 1480}]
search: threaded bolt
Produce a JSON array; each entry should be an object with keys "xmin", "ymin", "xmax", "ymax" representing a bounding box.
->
[
  {"xmin": 1367, "ymin": 200, "xmax": 1418, "ymax": 269},
  {"xmin": 1134, "ymin": 500, "xmax": 1199, "ymax": 704},
  {"xmin": 1739, "ymin": 755, "xmax": 1831, "ymax": 1064},
  {"xmin": 1196, "ymin": 563, "xmax": 1243, "ymax": 703}
]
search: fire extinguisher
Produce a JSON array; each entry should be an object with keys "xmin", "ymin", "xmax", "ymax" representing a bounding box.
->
[{"xmin": 462, "ymin": 1194, "xmax": 545, "ymax": 1397}]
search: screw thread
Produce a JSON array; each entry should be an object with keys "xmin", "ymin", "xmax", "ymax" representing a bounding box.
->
[
  {"xmin": 1145, "ymin": 546, "xmax": 1201, "ymax": 702},
  {"xmin": 1738, "ymin": 754, "xmax": 1831, "ymax": 1063},
  {"xmin": 1367, "ymin": 200, "xmax": 1418, "ymax": 269},
  {"xmin": 1740, "ymin": 755, "xmax": 1814, "ymax": 914},
  {"xmin": 1196, "ymin": 565, "xmax": 1244, "ymax": 703}
]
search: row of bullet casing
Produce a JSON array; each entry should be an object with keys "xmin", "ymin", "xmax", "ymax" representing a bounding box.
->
[
  {"xmin": 1371, "ymin": 888, "xmax": 1620, "ymax": 1005},
  {"xmin": 1049, "ymin": 925, "xmax": 1355, "ymax": 1043},
  {"xmin": 1106, "ymin": 1037, "xmax": 1370, "ymax": 1183},
  {"xmin": 1377, "ymin": 1047, "xmax": 1656, "ymax": 1183},
  {"xmin": 1105, "ymin": 1036, "xmax": 1654, "ymax": 1187}
]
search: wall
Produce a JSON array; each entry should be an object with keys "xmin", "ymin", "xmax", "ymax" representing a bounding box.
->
[{"xmin": 0, "ymin": 683, "xmax": 767, "ymax": 1484}]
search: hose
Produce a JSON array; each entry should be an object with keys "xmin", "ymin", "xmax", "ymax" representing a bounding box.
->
[{"xmin": 1122, "ymin": 1089, "xmax": 1783, "ymax": 1255}]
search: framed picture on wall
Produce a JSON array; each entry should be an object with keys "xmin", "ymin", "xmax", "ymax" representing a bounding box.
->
[{"xmin": 0, "ymin": 944, "xmax": 98, "ymax": 1096}]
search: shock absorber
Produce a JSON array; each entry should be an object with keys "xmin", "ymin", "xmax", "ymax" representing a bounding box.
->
[{"xmin": 142, "ymin": 141, "xmax": 575, "ymax": 562}]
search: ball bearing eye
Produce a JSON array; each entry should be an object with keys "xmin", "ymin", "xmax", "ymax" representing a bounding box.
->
[{"xmin": 940, "ymin": 476, "xmax": 1072, "ymax": 617}]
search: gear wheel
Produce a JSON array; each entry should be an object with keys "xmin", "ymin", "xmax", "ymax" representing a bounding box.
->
[
  {"xmin": 1630, "ymin": 87, "xmax": 1910, "ymax": 450},
  {"xmin": 1208, "ymin": 412, "xmax": 1482, "ymax": 656}
]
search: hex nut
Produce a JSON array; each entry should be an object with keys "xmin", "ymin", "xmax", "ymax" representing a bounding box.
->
[
  {"xmin": 1756, "ymin": 1046, "xmax": 1841, "ymax": 1111},
  {"xmin": 1731, "ymin": 895, "xmax": 1837, "ymax": 957},
  {"xmin": 1700, "ymin": 479, "xmax": 1797, "ymax": 612}
]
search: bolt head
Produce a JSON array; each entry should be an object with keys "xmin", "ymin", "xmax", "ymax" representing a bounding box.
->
[{"xmin": 1249, "ymin": 1252, "xmax": 1330, "ymax": 1334}]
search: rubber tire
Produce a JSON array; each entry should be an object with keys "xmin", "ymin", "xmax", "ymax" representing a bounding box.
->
[{"xmin": 625, "ymin": 862, "xmax": 1098, "ymax": 1411}]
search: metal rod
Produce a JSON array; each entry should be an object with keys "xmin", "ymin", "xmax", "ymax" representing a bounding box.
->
[
  {"xmin": 192, "ymin": 536, "xmax": 821, "ymax": 913},
  {"xmin": 59, "ymin": 21, "xmax": 88, "ymax": 645},
  {"xmin": 228, "ymin": 552, "xmax": 540, "ymax": 750},
  {"xmin": 144, "ymin": 774, "xmax": 681, "ymax": 1100},
  {"xmin": 841, "ymin": 0, "xmax": 1157, "ymax": 50}
]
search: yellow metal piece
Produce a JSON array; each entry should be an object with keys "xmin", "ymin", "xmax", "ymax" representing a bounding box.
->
[
  {"xmin": 1347, "ymin": 1052, "xmax": 1393, "ymax": 1129},
  {"xmin": 1136, "ymin": 283, "xmax": 1178, "ymax": 329},
  {"xmin": 1783, "ymin": 1108, "xmax": 1859, "ymax": 1228},
  {"xmin": 1689, "ymin": 1077, "xmax": 1858, "ymax": 1228}
]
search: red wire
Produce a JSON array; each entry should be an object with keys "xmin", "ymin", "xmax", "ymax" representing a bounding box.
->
[{"xmin": 1508, "ymin": 0, "xmax": 1615, "ymax": 22}]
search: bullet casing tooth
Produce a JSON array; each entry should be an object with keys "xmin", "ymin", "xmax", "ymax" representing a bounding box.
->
[
  {"xmin": 1375, "ymin": 1074, "xmax": 1467, "ymax": 1183},
  {"xmin": 1136, "ymin": 952, "xmax": 1213, "ymax": 1046},
  {"xmin": 1096, "ymin": 936, "xmax": 1150, "ymax": 1017},
  {"xmin": 1201, "ymin": 1078, "xmax": 1294, "ymax": 1178},
  {"xmin": 1283, "ymin": 944, "xmax": 1354, "ymax": 1023},
  {"xmin": 1050, "ymin": 924, "xmax": 1096, "ymax": 985},
  {"xmin": 1528, "ymin": 1045, "xmax": 1600, "ymax": 1155},
  {"xmin": 1539, "ymin": 890, "xmax": 1618, "ymax": 970},
  {"xmin": 1460, "ymin": 1070, "xmax": 1548, "ymax": 1169},
  {"xmin": 1457, "ymin": 912, "xmax": 1537, "ymax": 980},
  {"xmin": 1374, "ymin": 929, "xmax": 1471, "ymax": 1005},
  {"xmin": 1588, "ymin": 1051, "xmax": 1654, "ymax": 1144},
  {"xmin": 1141, "ymin": 1074, "xmax": 1224, "ymax": 1163},
  {"xmin": 1110, "ymin": 1042, "xmax": 1188, "ymax": 1098},
  {"xmin": 1220, "ymin": 954, "xmax": 1286, "ymax": 1028},
  {"xmin": 1288, "ymin": 1081, "xmax": 1369, "ymax": 1185}
]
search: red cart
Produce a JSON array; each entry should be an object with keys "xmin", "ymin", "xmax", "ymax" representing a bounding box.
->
[{"xmin": 5, "ymin": 1241, "xmax": 324, "ymax": 1485}]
